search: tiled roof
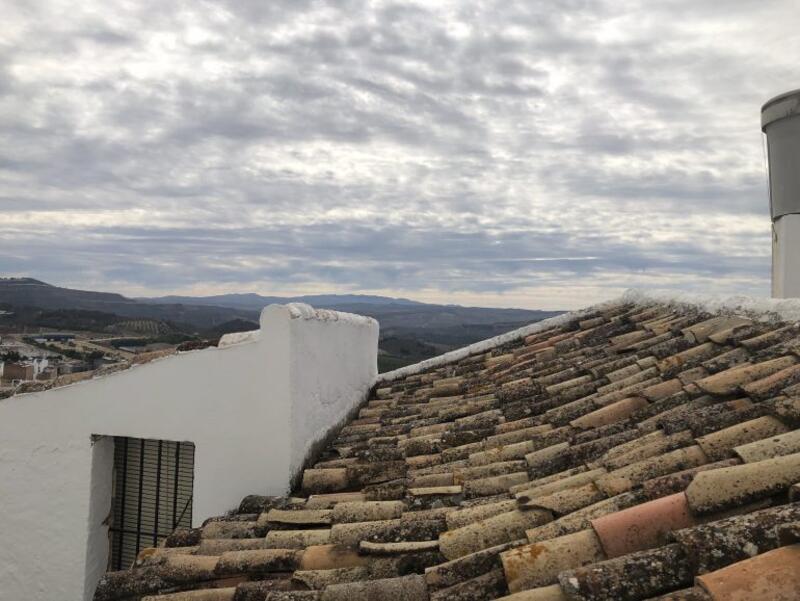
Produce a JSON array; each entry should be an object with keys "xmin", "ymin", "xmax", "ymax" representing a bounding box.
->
[{"xmin": 95, "ymin": 299, "xmax": 800, "ymax": 601}]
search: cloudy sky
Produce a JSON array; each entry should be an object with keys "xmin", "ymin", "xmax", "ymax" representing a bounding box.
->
[{"xmin": 0, "ymin": 0, "xmax": 797, "ymax": 309}]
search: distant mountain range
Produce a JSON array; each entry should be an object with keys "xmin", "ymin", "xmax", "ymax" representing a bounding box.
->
[
  {"xmin": 0, "ymin": 278, "xmax": 255, "ymax": 328},
  {"xmin": 140, "ymin": 292, "xmax": 424, "ymax": 310},
  {"xmin": 0, "ymin": 278, "xmax": 564, "ymax": 371}
]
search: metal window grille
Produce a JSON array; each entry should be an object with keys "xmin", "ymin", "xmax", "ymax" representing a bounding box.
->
[{"xmin": 108, "ymin": 436, "xmax": 195, "ymax": 571}]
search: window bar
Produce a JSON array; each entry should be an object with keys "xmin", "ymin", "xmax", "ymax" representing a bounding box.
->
[
  {"xmin": 115, "ymin": 437, "xmax": 129, "ymax": 570},
  {"xmin": 176, "ymin": 495, "xmax": 193, "ymax": 528},
  {"xmin": 134, "ymin": 439, "xmax": 145, "ymax": 560},
  {"xmin": 172, "ymin": 441, "xmax": 181, "ymax": 529},
  {"xmin": 153, "ymin": 440, "xmax": 163, "ymax": 547}
]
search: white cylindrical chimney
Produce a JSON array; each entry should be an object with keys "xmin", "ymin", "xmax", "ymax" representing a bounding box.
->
[{"xmin": 762, "ymin": 89, "xmax": 800, "ymax": 298}]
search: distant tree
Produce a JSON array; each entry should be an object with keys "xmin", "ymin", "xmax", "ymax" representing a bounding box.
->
[{"xmin": 1, "ymin": 350, "xmax": 23, "ymax": 362}]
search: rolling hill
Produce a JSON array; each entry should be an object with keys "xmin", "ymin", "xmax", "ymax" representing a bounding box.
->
[{"xmin": 0, "ymin": 278, "xmax": 564, "ymax": 371}]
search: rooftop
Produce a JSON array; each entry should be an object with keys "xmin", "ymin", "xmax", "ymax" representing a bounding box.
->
[{"xmin": 95, "ymin": 291, "xmax": 800, "ymax": 601}]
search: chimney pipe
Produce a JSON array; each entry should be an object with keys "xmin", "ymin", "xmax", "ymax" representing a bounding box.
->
[{"xmin": 762, "ymin": 89, "xmax": 800, "ymax": 298}]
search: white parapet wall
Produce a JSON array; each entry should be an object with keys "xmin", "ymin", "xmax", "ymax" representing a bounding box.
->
[{"xmin": 0, "ymin": 303, "xmax": 378, "ymax": 601}]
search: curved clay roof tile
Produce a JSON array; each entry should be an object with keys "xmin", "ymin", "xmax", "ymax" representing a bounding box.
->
[
  {"xmin": 671, "ymin": 503, "xmax": 800, "ymax": 574},
  {"xmin": 141, "ymin": 589, "xmax": 236, "ymax": 601},
  {"xmin": 734, "ymin": 428, "xmax": 800, "ymax": 463},
  {"xmin": 501, "ymin": 528, "xmax": 606, "ymax": 593},
  {"xmin": 685, "ymin": 452, "xmax": 800, "ymax": 514},
  {"xmin": 569, "ymin": 396, "xmax": 649, "ymax": 430},
  {"xmin": 695, "ymin": 544, "xmax": 800, "ymax": 601},
  {"xmin": 557, "ymin": 543, "xmax": 692, "ymax": 601},
  {"xmin": 494, "ymin": 585, "xmax": 569, "ymax": 600},
  {"xmin": 321, "ymin": 574, "xmax": 428, "ymax": 601},
  {"xmin": 695, "ymin": 416, "xmax": 789, "ymax": 462},
  {"xmin": 590, "ymin": 492, "xmax": 697, "ymax": 559},
  {"xmin": 439, "ymin": 508, "xmax": 552, "ymax": 560}
]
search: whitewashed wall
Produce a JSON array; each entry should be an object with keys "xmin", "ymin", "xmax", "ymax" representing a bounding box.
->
[{"xmin": 0, "ymin": 304, "xmax": 378, "ymax": 601}]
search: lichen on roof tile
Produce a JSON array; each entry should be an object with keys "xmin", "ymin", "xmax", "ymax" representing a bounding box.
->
[{"xmin": 94, "ymin": 296, "xmax": 800, "ymax": 601}]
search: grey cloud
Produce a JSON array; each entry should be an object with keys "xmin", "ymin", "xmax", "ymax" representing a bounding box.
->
[{"xmin": 0, "ymin": 0, "xmax": 790, "ymax": 307}]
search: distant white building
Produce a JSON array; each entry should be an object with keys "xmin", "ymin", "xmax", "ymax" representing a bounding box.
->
[
  {"xmin": 0, "ymin": 358, "xmax": 49, "ymax": 384},
  {"xmin": 32, "ymin": 357, "xmax": 49, "ymax": 378}
]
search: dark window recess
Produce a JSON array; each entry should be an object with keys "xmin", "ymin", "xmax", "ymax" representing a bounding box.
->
[{"xmin": 108, "ymin": 437, "xmax": 195, "ymax": 571}]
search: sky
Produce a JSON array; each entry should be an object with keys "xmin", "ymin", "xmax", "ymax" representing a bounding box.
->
[{"xmin": 0, "ymin": 0, "xmax": 797, "ymax": 310}]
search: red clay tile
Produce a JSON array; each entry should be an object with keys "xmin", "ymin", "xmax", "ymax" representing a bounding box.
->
[
  {"xmin": 570, "ymin": 396, "xmax": 649, "ymax": 430},
  {"xmin": 590, "ymin": 492, "xmax": 697, "ymax": 558},
  {"xmin": 696, "ymin": 544, "xmax": 800, "ymax": 601}
]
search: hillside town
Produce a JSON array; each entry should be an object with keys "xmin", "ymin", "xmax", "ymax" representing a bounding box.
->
[{"xmin": 0, "ymin": 324, "xmax": 182, "ymax": 396}]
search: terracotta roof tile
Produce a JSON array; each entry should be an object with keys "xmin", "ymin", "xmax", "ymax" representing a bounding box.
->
[
  {"xmin": 142, "ymin": 591, "xmax": 236, "ymax": 601},
  {"xmin": 494, "ymin": 584, "xmax": 568, "ymax": 600},
  {"xmin": 524, "ymin": 491, "xmax": 645, "ymax": 544},
  {"xmin": 215, "ymin": 548, "xmax": 300, "ymax": 576},
  {"xmin": 656, "ymin": 343, "xmax": 721, "ymax": 376},
  {"xmin": 685, "ymin": 453, "xmax": 800, "ymax": 514},
  {"xmin": 590, "ymin": 492, "xmax": 697, "ymax": 558},
  {"xmin": 570, "ymin": 396, "xmax": 649, "ymax": 430},
  {"xmin": 514, "ymin": 468, "xmax": 607, "ymax": 503},
  {"xmin": 683, "ymin": 316, "xmax": 752, "ymax": 344},
  {"xmin": 734, "ymin": 428, "xmax": 800, "ymax": 463},
  {"xmin": 439, "ymin": 508, "xmax": 553, "ymax": 559},
  {"xmin": 739, "ymin": 324, "xmax": 800, "ymax": 351},
  {"xmin": 671, "ymin": 503, "xmax": 800, "ymax": 573},
  {"xmin": 264, "ymin": 531, "xmax": 331, "ymax": 550},
  {"xmin": 95, "ymin": 301, "xmax": 800, "ymax": 601},
  {"xmin": 502, "ymin": 528, "xmax": 606, "ymax": 592},
  {"xmin": 694, "ymin": 543, "xmax": 800, "ymax": 601},
  {"xmin": 695, "ymin": 356, "xmax": 797, "ymax": 395},
  {"xmin": 291, "ymin": 566, "xmax": 370, "ymax": 590},
  {"xmin": 694, "ymin": 415, "xmax": 789, "ymax": 461},
  {"xmin": 320, "ymin": 574, "xmax": 428, "ymax": 601},
  {"xmin": 558, "ymin": 543, "xmax": 692, "ymax": 601},
  {"xmin": 518, "ymin": 482, "xmax": 605, "ymax": 515},
  {"xmin": 425, "ymin": 539, "xmax": 523, "ymax": 592},
  {"xmin": 428, "ymin": 568, "xmax": 507, "ymax": 601},
  {"xmin": 641, "ymin": 587, "xmax": 712, "ymax": 601},
  {"xmin": 698, "ymin": 346, "xmax": 750, "ymax": 375}
]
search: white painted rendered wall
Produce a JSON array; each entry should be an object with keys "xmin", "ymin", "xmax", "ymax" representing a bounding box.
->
[
  {"xmin": 0, "ymin": 304, "xmax": 378, "ymax": 601},
  {"xmin": 773, "ymin": 213, "xmax": 800, "ymax": 298}
]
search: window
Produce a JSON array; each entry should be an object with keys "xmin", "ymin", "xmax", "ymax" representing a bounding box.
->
[{"xmin": 108, "ymin": 437, "xmax": 195, "ymax": 570}]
